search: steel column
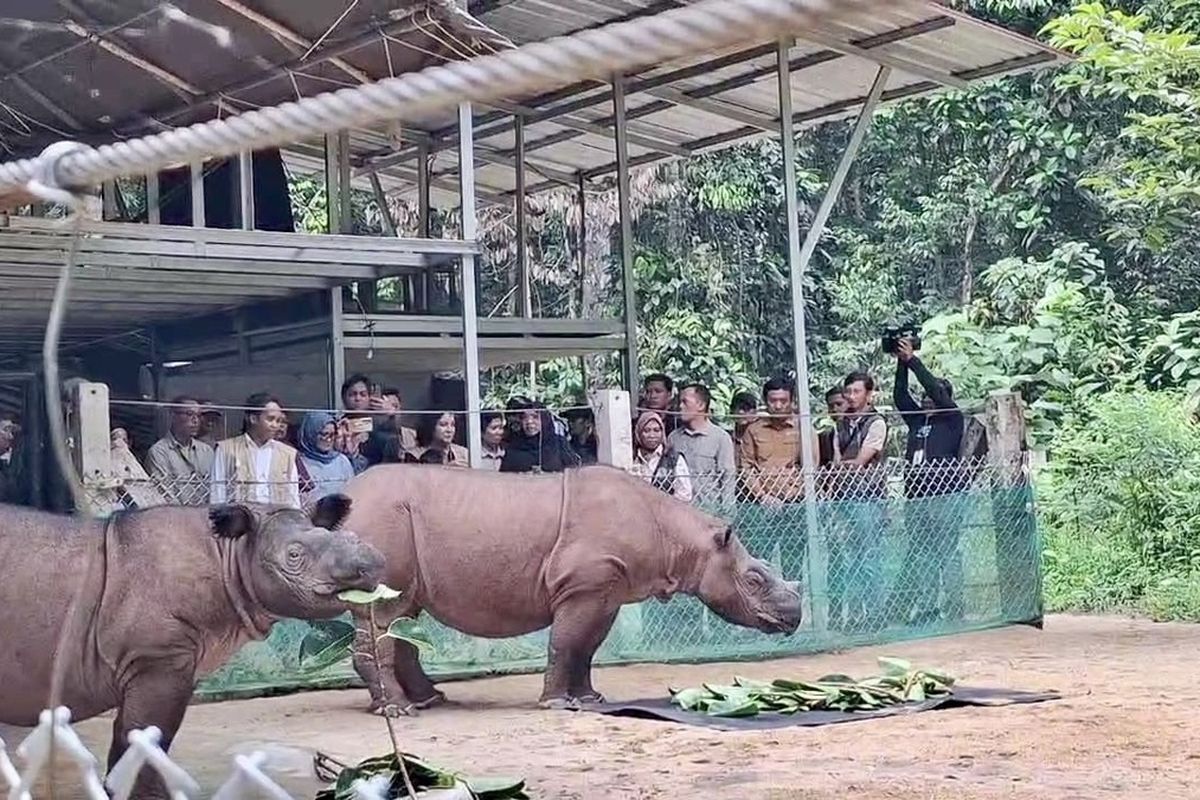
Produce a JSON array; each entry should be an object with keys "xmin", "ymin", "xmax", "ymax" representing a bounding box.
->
[
  {"xmin": 515, "ymin": 114, "xmax": 531, "ymax": 318},
  {"xmin": 330, "ymin": 285, "xmax": 346, "ymax": 407},
  {"xmin": 189, "ymin": 161, "xmax": 205, "ymax": 227},
  {"xmin": 238, "ymin": 150, "xmax": 255, "ymax": 231},
  {"xmin": 417, "ymin": 142, "xmax": 432, "ymax": 312},
  {"xmin": 777, "ymin": 39, "xmax": 825, "ymax": 632},
  {"xmin": 459, "ymin": 102, "xmax": 483, "ymax": 467},
  {"xmin": 612, "ymin": 74, "xmax": 640, "ymax": 392},
  {"xmin": 145, "ymin": 172, "xmax": 160, "ymax": 224},
  {"xmin": 515, "ymin": 114, "xmax": 536, "ymax": 390},
  {"xmin": 324, "ymin": 133, "xmax": 342, "ymax": 234},
  {"xmin": 337, "ymin": 130, "xmax": 352, "ymax": 233}
]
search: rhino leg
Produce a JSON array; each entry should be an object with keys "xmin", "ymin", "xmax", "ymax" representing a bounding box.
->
[
  {"xmin": 392, "ymin": 639, "xmax": 445, "ymax": 709},
  {"xmin": 107, "ymin": 667, "xmax": 195, "ymax": 799},
  {"xmin": 539, "ymin": 601, "xmax": 618, "ymax": 709},
  {"xmin": 351, "ymin": 606, "xmax": 409, "ymax": 718}
]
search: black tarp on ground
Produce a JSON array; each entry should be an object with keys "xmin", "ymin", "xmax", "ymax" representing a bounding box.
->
[{"xmin": 580, "ymin": 687, "xmax": 1061, "ymax": 732}]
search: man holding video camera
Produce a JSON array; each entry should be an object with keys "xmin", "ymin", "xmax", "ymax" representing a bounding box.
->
[{"xmin": 890, "ymin": 334, "xmax": 966, "ymax": 625}]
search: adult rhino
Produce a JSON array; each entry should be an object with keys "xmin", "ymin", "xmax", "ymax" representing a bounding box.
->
[
  {"xmin": 0, "ymin": 494, "xmax": 383, "ymax": 798},
  {"xmin": 339, "ymin": 465, "xmax": 802, "ymax": 714}
]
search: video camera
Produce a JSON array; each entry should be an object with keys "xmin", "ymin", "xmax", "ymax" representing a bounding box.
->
[{"xmin": 881, "ymin": 322, "xmax": 921, "ymax": 355}]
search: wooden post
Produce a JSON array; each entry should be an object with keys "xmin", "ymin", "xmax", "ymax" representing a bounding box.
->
[
  {"xmin": 984, "ymin": 390, "xmax": 1043, "ymax": 628},
  {"xmin": 593, "ymin": 389, "xmax": 633, "ymax": 470}
]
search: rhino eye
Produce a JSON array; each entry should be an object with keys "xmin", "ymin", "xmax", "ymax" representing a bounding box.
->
[{"xmin": 286, "ymin": 543, "xmax": 305, "ymax": 566}]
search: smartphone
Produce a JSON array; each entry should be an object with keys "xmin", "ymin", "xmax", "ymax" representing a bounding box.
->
[{"xmin": 350, "ymin": 416, "xmax": 373, "ymax": 435}]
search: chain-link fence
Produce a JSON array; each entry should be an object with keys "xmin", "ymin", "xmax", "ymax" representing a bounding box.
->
[{"xmin": 80, "ymin": 448, "xmax": 1040, "ymax": 701}]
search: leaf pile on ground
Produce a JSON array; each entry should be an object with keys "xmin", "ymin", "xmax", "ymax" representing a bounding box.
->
[
  {"xmin": 314, "ymin": 751, "xmax": 529, "ymax": 800},
  {"xmin": 669, "ymin": 657, "xmax": 955, "ymax": 717}
]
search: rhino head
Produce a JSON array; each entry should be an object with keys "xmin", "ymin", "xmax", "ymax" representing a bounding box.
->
[
  {"xmin": 694, "ymin": 523, "xmax": 802, "ymax": 635},
  {"xmin": 209, "ymin": 493, "xmax": 385, "ymax": 620}
]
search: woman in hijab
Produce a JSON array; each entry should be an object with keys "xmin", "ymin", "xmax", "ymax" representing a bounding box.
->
[
  {"xmin": 631, "ymin": 410, "xmax": 693, "ymax": 501},
  {"xmin": 500, "ymin": 402, "xmax": 580, "ymax": 473},
  {"xmin": 297, "ymin": 411, "xmax": 356, "ymax": 503}
]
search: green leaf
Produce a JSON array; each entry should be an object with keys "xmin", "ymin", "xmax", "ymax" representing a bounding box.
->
[
  {"xmin": 877, "ymin": 657, "xmax": 912, "ymax": 676},
  {"xmin": 462, "ymin": 776, "xmax": 528, "ymax": 798},
  {"xmin": 706, "ymin": 697, "xmax": 760, "ymax": 717},
  {"xmin": 383, "ymin": 618, "xmax": 435, "ymax": 653},
  {"xmin": 338, "ymin": 584, "xmax": 402, "ymax": 604},
  {"xmin": 299, "ymin": 620, "xmax": 355, "ymax": 671}
]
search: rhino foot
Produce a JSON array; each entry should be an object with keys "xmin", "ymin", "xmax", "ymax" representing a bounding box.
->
[
  {"xmin": 537, "ymin": 696, "xmax": 583, "ymax": 711},
  {"xmin": 368, "ymin": 702, "xmax": 411, "ymax": 719},
  {"xmin": 408, "ymin": 690, "xmax": 447, "ymax": 711},
  {"xmin": 538, "ymin": 692, "xmax": 605, "ymax": 711}
]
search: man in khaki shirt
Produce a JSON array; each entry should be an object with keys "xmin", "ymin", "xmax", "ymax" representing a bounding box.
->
[{"xmin": 738, "ymin": 377, "xmax": 813, "ymax": 506}]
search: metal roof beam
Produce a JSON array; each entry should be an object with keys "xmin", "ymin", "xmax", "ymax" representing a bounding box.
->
[
  {"xmin": 59, "ymin": 1, "xmax": 202, "ymax": 100},
  {"xmin": 474, "ymin": 145, "xmax": 578, "ymax": 188},
  {"xmin": 393, "ymin": 17, "xmax": 957, "ymax": 187},
  {"xmin": 642, "ymin": 87, "xmax": 778, "ymax": 132},
  {"xmin": 567, "ymin": 50, "xmax": 1059, "ymax": 187},
  {"xmin": 792, "ymin": 30, "xmax": 967, "ymax": 89},
  {"xmin": 210, "ymin": 0, "xmax": 373, "ymax": 84},
  {"xmin": 383, "ymin": 15, "xmax": 957, "ymax": 166}
]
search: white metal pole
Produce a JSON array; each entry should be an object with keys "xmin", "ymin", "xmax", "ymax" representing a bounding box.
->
[
  {"xmin": 190, "ymin": 160, "xmax": 205, "ymax": 227},
  {"xmin": 777, "ymin": 38, "xmax": 825, "ymax": 633},
  {"xmin": 238, "ymin": 150, "xmax": 255, "ymax": 231},
  {"xmin": 612, "ymin": 74, "xmax": 640, "ymax": 393},
  {"xmin": 145, "ymin": 172, "xmax": 160, "ymax": 224},
  {"xmin": 515, "ymin": 114, "xmax": 537, "ymax": 392},
  {"xmin": 459, "ymin": 102, "xmax": 483, "ymax": 467},
  {"xmin": 781, "ymin": 47, "xmax": 890, "ymax": 634}
]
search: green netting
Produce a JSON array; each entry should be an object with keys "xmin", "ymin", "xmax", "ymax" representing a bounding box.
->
[{"xmin": 195, "ymin": 477, "xmax": 1042, "ymax": 701}]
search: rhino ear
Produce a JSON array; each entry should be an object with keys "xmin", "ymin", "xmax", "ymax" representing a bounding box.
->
[
  {"xmin": 209, "ymin": 505, "xmax": 257, "ymax": 539},
  {"xmin": 713, "ymin": 525, "xmax": 734, "ymax": 550},
  {"xmin": 311, "ymin": 493, "xmax": 352, "ymax": 531}
]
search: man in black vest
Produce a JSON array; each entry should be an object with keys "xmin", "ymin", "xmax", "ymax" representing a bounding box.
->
[
  {"xmin": 827, "ymin": 371, "xmax": 889, "ymax": 632},
  {"xmin": 890, "ymin": 337, "xmax": 967, "ymax": 625}
]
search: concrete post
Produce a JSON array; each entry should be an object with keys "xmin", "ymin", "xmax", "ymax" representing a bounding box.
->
[
  {"xmin": 984, "ymin": 390, "xmax": 1043, "ymax": 627},
  {"xmin": 593, "ymin": 389, "xmax": 633, "ymax": 470}
]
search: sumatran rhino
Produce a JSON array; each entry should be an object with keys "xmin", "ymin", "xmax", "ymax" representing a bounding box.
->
[
  {"xmin": 0, "ymin": 494, "xmax": 383, "ymax": 797},
  {"xmin": 338, "ymin": 465, "xmax": 802, "ymax": 714}
]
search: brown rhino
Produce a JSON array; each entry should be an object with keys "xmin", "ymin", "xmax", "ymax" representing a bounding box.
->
[
  {"xmin": 338, "ymin": 465, "xmax": 802, "ymax": 714},
  {"xmin": 0, "ymin": 494, "xmax": 383, "ymax": 798}
]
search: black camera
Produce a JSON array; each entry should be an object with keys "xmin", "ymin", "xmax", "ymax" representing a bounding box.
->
[{"xmin": 881, "ymin": 323, "xmax": 921, "ymax": 355}]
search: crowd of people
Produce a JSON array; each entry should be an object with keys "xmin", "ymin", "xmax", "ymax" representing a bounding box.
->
[{"xmin": 100, "ymin": 342, "xmax": 982, "ymax": 628}]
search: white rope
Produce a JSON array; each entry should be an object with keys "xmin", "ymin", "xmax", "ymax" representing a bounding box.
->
[{"xmin": 0, "ymin": 0, "xmax": 892, "ymax": 193}]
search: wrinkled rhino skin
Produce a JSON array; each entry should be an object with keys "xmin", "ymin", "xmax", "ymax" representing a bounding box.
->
[
  {"xmin": 340, "ymin": 465, "xmax": 802, "ymax": 713},
  {"xmin": 0, "ymin": 494, "xmax": 383, "ymax": 799}
]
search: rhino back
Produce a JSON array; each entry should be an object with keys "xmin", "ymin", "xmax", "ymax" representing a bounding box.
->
[
  {"xmin": 341, "ymin": 465, "xmax": 701, "ymax": 636},
  {"xmin": 343, "ymin": 466, "xmax": 579, "ymax": 636}
]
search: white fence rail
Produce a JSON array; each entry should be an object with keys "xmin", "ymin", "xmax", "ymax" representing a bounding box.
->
[{"xmin": 0, "ymin": 706, "xmax": 392, "ymax": 800}]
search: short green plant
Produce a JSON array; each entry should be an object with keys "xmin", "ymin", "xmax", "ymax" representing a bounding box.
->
[
  {"xmin": 670, "ymin": 657, "xmax": 955, "ymax": 718},
  {"xmin": 299, "ymin": 586, "xmax": 528, "ymax": 799}
]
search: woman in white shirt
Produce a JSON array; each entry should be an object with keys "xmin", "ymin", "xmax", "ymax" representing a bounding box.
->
[{"xmin": 631, "ymin": 410, "xmax": 693, "ymax": 502}]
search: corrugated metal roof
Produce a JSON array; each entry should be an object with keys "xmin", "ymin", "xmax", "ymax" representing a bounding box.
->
[
  {"xmin": 362, "ymin": 0, "xmax": 1068, "ymax": 200},
  {"xmin": 0, "ymin": 1, "xmax": 1066, "ymax": 201},
  {"xmin": 0, "ymin": 0, "xmax": 1066, "ymax": 365}
]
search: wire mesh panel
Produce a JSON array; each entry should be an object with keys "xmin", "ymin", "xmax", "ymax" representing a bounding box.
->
[{"xmin": 76, "ymin": 452, "xmax": 1041, "ymax": 701}]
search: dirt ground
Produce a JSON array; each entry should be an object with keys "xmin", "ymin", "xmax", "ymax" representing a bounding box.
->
[{"xmin": 24, "ymin": 614, "xmax": 1200, "ymax": 799}]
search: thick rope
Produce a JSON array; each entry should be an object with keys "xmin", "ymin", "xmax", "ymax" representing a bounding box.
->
[{"xmin": 0, "ymin": 0, "xmax": 894, "ymax": 193}]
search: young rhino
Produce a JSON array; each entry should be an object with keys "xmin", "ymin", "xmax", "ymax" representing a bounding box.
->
[
  {"xmin": 0, "ymin": 494, "xmax": 383, "ymax": 799},
  {"xmin": 338, "ymin": 465, "xmax": 803, "ymax": 714}
]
